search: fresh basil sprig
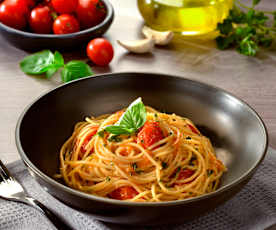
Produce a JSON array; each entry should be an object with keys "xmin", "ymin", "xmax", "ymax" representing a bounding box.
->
[
  {"xmin": 61, "ymin": 61, "xmax": 93, "ymax": 82},
  {"xmin": 104, "ymin": 98, "xmax": 147, "ymax": 135},
  {"xmin": 19, "ymin": 50, "xmax": 93, "ymax": 83}
]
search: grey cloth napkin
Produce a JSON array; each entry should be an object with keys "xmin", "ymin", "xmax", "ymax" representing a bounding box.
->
[{"xmin": 1, "ymin": 148, "xmax": 276, "ymax": 230}]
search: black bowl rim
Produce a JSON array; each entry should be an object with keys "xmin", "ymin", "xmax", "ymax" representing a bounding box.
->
[
  {"xmin": 0, "ymin": 0, "xmax": 114, "ymax": 38},
  {"xmin": 15, "ymin": 72, "xmax": 268, "ymax": 207}
]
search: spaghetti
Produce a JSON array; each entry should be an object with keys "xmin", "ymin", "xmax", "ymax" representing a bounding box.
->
[{"xmin": 58, "ymin": 101, "xmax": 226, "ymax": 202}]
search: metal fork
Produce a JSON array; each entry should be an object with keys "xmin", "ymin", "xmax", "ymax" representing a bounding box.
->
[{"xmin": 0, "ymin": 159, "xmax": 74, "ymax": 230}]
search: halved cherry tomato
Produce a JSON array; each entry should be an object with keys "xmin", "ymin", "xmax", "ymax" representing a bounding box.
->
[
  {"xmin": 76, "ymin": 0, "xmax": 106, "ymax": 29},
  {"xmin": 188, "ymin": 124, "xmax": 199, "ymax": 134},
  {"xmin": 86, "ymin": 38, "xmax": 114, "ymax": 66},
  {"xmin": 29, "ymin": 5, "xmax": 53, "ymax": 34},
  {"xmin": 108, "ymin": 186, "xmax": 138, "ymax": 200},
  {"xmin": 137, "ymin": 121, "xmax": 164, "ymax": 149},
  {"xmin": 174, "ymin": 169, "xmax": 194, "ymax": 186},
  {"xmin": 52, "ymin": 0, "xmax": 78, "ymax": 14},
  {"xmin": 80, "ymin": 127, "xmax": 98, "ymax": 154},
  {"xmin": 53, "ymin": 14, "xmax": 80, "ymax": 34},
  {"xmin": 0, "ymin": 0, "xmax": 29, "ymax": 30},
  {"xmin": 177, "ymin": 169, "xmax": 194, "ymax": 180}
]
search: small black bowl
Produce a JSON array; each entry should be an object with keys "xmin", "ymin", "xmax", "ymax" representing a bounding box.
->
[
  {"xmin": 15, "ymin": 72, "xmax": 268, "ymax": 225},
  {"xmin": 0, "ymin": 0, "xmax": 114, "ymax": 51}
]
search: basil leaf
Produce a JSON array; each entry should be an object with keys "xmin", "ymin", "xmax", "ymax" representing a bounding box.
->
[
  {"xmin": 46, "ymin": 67, "xmax": 59, "ymax": 78},
  {"xmin": 119, "ymin": 97, "xmax": 147, "ymax": 130},
  {"xmin": 54, "ymin": 51, "xmax": 64, "ymax": 67},
  {"xmin": 61, "ymin": 60, "xmax": 93, "ymax": 83},
  {"xmin": 20, "ymin": 50, "xmax": 55, "ymax": 74},
  {"xmin": 45, "ymin": 51, "xmax": 65, "ymax": 79},
  {"xmin": 105, "ymin": 126, "xmax": 134, "ymax": 135},
  {"xmin": 104, "ymin": 98, "xmax": 147, "ymax": 135}
]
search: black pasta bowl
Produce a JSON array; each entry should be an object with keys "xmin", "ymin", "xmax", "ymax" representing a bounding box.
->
[
  {"xmin": 15, "ymin": 72, "xmax": 268, "ymax": 225},
  {"xmin": 0, "ymin": 0, "xmax": 114, "ymax": 51}
]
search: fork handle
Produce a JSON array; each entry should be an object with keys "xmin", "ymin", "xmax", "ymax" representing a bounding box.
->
[{"xmin": 27, "ymin": 198, "xmax": 75, "ymax": 230}]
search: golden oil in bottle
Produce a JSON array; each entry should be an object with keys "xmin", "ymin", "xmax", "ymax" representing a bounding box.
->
[{"xmin": 137, "ymin": 0, "xmax": 233, "ymax": 36}]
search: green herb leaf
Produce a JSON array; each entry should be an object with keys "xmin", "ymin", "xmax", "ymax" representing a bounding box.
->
[
  {"xmin": 54, "ymin": 51, "xmax": 64, "ymax": 67},
  {"xmin": 217, "ymin": 19, "xmax": 233, "ymax": 35},
  {"xmin": 237, "ymin": 35, "xmax": 258, "ymax": 56},
  {"xmin": 132, "ymin": 163, "xmax": 138, "ymax": 171},
  {"xmin": 45, "ymin": 67, "xmax": 58, "ymax": 79},
  {"xmin": 61, "ymin": 61, "xmax": 93, "ymax": 83},
  {"xmin": 216, "ymin": 35, "xmax": 235, "ymax": 50},
  {"xmin": 259, "ymin": 36, "xmax": 273, "ymax": 47},
  {"xmin": 189, "ymin": 155, "xmax": 197, "ymax": 166},
  {"xmin": 104, "ymin": 98, "xmax": 147, "ymax": 135},
  {"xmin": 97, "ymin": 130, "xmax": 105, "ymax": 137},
  {"xmin": 105, "ymin": 126, "xmax": 134, "ymax": 135},
  {"xmin": 107, "ymin": 135, "xmax": 122, "ymax": 142},
  {"xmin": 215, "ymin": 0, "xmax": 276, "ymax": 56},
  {"xmin": 131, "ymin": 162, "xmax": 144, "ymax": 174},
  {"xmin": 207, "ymin": 169, "xmax": 214, "ymax": 176},
  {"xmin": 20, "ymin": 50, "xmax": 55, "ymax": 75},
  {"xmin": 119, "ymin": 97, "xmax": 147, "ymax": 131},
  {"xmin": 229, "ymin": 8, "xmax": 247, "ymax": 24},
  {"xmin": 162, "ymin": 161, "xmax": 168, "ymax": 169},
  {"xmin": 252, "ymin": 0, "xmax": 260, "ymax": 6},
  {"xmin": 45, "ymin": 52, "xmax": 64, "ymax": 78}
]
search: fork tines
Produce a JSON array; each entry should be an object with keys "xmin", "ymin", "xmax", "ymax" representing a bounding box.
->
[{"xmin": 0, "ymin": 159, "xmax": 11, "ymax": 181}]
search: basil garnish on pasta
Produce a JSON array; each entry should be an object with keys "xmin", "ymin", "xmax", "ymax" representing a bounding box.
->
[{"xmin": 104, "ymin": 98, "xmax": 147, "ymax": 135}]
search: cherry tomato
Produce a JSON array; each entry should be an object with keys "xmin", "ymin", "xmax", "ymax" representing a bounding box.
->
[
  {"xmin": 52, "ymin": 0, "xmax": 78, "ymax": 14},
  {"xmin": 171, "ymin": 168, "xmax": 194, "ymax": 186},
  {"xmin": 187, "ymin": 124, "xmax": 199, "ymax": 134},
  {"xmin": 43, "ymin": 0, "xmax": 54, "ymax": 9},
  {"xmin": 80, "ymin": 127, "xmax": 98, "ymax": 154},
  {"xmin": 86, "ymin": 38, "xmax": 114, "ymax": 66},
  {"xmin": 29, "ymin": 6, "xmax": 53, "ymax": 34},
  {"xmin": 0, "ymin": 0, "xmax": 29, "ymax": 30},
  {"xmin": 76, "ymin": 0, "xmax": 106, "ymax": 29},
  {"xmin": 53, "ymin": 14, "xmax": 80, "ymax": 34},
  {"xmin": 26, "ymin": 0, "xmax": 35, "ymax": 9},
  {"xmin": 177, "ymin": 169, "xmax": 194, "ymax": 180},
  {"xmin": 108, "ymin": 186, "xmax": 138, "ymax": 200},
  {"xmin": 137, "ymin": 121, "xmax": 164, "ymax": 149}
]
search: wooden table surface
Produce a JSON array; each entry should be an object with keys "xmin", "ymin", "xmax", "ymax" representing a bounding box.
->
[{"xmin": 0, "ymin": 0, "xmax": 276, "ymax": 164}]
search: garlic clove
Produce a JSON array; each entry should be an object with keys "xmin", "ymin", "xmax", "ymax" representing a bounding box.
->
[
  {"xmin": 142, "ymin": 26, "xmax": 174, "ymax": 45},
  {"xmin": 117, "ymin": 38, "xmax": 155, "ymax": 54}
]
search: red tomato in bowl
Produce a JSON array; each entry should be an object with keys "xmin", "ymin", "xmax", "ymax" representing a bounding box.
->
[
  {"xmin": 26, "ymin": 0, "xmax": 35, "ymax": 8},
  {"xmin": 86, "ymin": 38, "xmax": 114, "ymax": 66},
  {"xmin": 76, "ymin": 0, "xmax": 106, "ymax": 29},
  {"xmin": 29, "ymin": 6, "xmax": 53, "ymax": 34},
  {"xmin": 0, "ymin": 0, "xmax": 29, "ymax": 30},
  {"xmin": 52, "ymin": 0, "xmax": 78, "ymax": 14},
  {"xmin": 53, "ymin": 14, "xmax": 80, "ymax": 34}
]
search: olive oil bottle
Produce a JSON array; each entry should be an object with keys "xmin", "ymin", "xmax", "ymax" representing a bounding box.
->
[{"xmin": 137, "ymin": 0, "xmax": 233, "ymax": 36}]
